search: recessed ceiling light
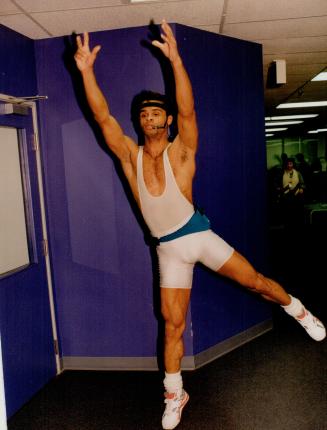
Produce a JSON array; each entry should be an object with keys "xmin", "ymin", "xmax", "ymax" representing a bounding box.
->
[
  {"xmin": 311, "ymin": 72, "xmax": 327, "ymax": 81},
  {"xmin": 265, "ymin": 128, "xmax": 288, "ymax": 132},
  {"xmin": 265, "ymin": 114, "xmax": 319, "ymax": 120},
  {"xmin": 308, "ymin": 129, "xmax": 327, "ymax": 134},
  {"xmin": 265, "ymin": 121, "xmax": 303, "ymax": 126},
  {"xmin": 277, "ymin": 101, "xmax": 327, "ymax": 108}
]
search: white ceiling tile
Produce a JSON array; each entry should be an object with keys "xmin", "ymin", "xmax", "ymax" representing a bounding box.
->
[
  {"xmin": 0, "ymin": 0, "xmax": 21, "ymax": 15},
  {"xmin": 283, "ymin": 64, "xmax": 327, "ymax": 75},
  {"xmin": 0, "ymin": 13, "xmax": 50, "ymax": 38},
  {"xmin": 226, "ymin": 0, "xmax": 327, "ymax": 22},
  {"xmin": 259, "ymin": 36, "xmax": 327, "ymax": 55},
  {"xmin": 14, "ymin": 0, "xmax": 120, "ymax": 12},
  {"xmin": 264, "ymin": 52, "xmax": 327, "ymax": 66},
  {"xmin": 30, "ymin": 0, "xmax": 224, "ymax": 37},
  {"xmin": 14, "ymin": 0, "xmax": 213, "ymax": 13},
  {"xmin": 193, "ymin": 24, "xmax": 220, "ymax": 34},
  {"xmin": 222, "ymin": 16, "xmax": 327, "ymax": 41}
]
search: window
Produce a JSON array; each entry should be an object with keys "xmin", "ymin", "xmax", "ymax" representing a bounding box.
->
[{"xmin": 0, "ymin": 126, "xmax": 34, "ymax": 277}]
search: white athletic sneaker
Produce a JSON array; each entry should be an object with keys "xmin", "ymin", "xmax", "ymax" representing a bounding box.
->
[
  {"xmin": 296, "ymin": 310, "xmax": 326, "ymax": 341},
  {"xmin": 162, "ymin": 389, "xmax": 189, "ymax": 430}
]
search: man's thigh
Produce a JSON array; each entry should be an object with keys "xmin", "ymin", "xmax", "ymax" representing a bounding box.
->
[{"xmin": 217, "ymin": 250, "xmax": 257, "ymax": 286}]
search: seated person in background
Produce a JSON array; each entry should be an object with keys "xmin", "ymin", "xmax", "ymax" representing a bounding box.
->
[
  {"xmin": 282, "ymin": 157, "xmax": 305, "ymax": 197},
  {"xmin": 279, "ymin": 158, "xmax": 305, "ymax": 228}
]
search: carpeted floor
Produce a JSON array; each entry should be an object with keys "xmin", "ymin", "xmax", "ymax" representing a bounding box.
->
[{"xmin": 8, "ymin": 226, "xmax": 327, "ymax": 430}]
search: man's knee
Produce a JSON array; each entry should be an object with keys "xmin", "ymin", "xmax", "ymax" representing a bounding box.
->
[{"xmin": 163, "ymin": 314, "xmax": 186, "ymax": 342}]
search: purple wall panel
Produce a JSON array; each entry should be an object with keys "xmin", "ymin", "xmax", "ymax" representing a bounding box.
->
[
  {"xmin": 175, "ymin": 26, "xmax": 271, "ymax": 354},
  {"xmin": 35, "ymin": 26, "xmax": 194, "ymax": 358},
  {"xmin": 61, "ymin": 118, "xmax": 120, "ymax": 273},
  {"xmin": 0, "ymin": 25, "xmax": 37, "ymax": 96},
  {"xmin": 0, "ymin": 24, "xmax": 56, "ymax": 417}
]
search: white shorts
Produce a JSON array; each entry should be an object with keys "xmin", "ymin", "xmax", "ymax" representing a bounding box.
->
[{"xmin": 157, "ymin": 229, "xmax": 234, "ymax": 289}]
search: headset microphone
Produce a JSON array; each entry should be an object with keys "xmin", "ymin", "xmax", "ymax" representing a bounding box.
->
[{"xmin": 152, "ymin": 117, "xmax": 168, "ymax": 130}]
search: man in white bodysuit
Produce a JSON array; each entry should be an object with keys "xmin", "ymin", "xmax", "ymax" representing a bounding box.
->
[{"xmin": 74, "ymin": 20, "xmax": 326, "ymax": 430}]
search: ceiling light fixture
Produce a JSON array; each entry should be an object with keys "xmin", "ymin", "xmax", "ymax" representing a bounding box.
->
[
  {"xmin": 265, "ymin": 134, "xmax": 274, "ymax": 137},
  {"xmin": 311, "ymin": 71, "xmax": 327, "ymax": 81},
  {"xmin": 277, "ymin": 101, "xmax": 327, "ymax": 108},
  {"xmin": 265, "ymin": 121, "xmax": 303, "ymax": 126},
  {"xmin": 308, "ymin": 128, "xmax": 327, "ymax": 134},
  {"xmin": 265, "ymin": 114, "xmax": 319, "ymax": 120},
  {"xmin": 265, "ymin": 128, "xmax": 288, "ymax": 132}
]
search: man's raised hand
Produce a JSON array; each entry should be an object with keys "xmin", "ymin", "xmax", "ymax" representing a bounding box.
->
[
  {"xmin": 74, "ymin": 32, "xmax": 101, "ymax": 72},
  {"xmin": 152, "ymin": 20, "xmax": 180, "ymax": 64}
]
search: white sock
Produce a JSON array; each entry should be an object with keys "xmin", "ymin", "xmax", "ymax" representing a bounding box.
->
[
  {"xmin": 163, "ymin": 371, "xmax": 183, "ymax": 394},
  {"xmin": 281, "ymin": 295, "xmax": 305, "ymax": 319}
]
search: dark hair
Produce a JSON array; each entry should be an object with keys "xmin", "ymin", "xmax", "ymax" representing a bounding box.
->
[
  {"xmin": 130, "ymin": 90, "xmax": 173, "ymax": 121},
  {"xmin": 130, "ymin": 90, "xmax": 175, "ymax": 144}
]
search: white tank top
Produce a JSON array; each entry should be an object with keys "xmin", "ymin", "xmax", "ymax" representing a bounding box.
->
[{"xmin": 137, "ymin": 145, "xmax": 194, "ymax": 238}]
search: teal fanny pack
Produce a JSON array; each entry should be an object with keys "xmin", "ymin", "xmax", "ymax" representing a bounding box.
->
[{"xmin": 158, "ymin": 209, "xmax": 211, "ymax": 243}]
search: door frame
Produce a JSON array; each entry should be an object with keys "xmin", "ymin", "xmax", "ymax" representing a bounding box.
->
[
  {"xmin": 0, "ymin": 336, "xmax": 7, "ymax": 429},
  {"xmin": 0, "ymin": 93, "xmax": 61, "ymax": 379}
]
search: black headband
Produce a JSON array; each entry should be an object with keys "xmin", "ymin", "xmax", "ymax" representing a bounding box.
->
[{"xmin": 139, "ymin": 101, "xmax": 167, "ymax": 111}]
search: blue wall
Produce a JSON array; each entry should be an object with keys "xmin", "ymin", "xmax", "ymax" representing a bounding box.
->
[
  {"xmin": 0, "ymin": 24, "xmax": 56, "ymax": 417},
  {"xmin": 35, "ymin": 26, "xmax": 194, "ymax": 359},
  {"xmin": 35, "ymin": 23, "xmax": 270, "ymax": 362},
  {"xmin": 0, "ymin": 25, "xmax": 37, "ymax": 96},
  {"xmin": 175, "ymin": 26, "xmax": 270, "ymax": 354}
]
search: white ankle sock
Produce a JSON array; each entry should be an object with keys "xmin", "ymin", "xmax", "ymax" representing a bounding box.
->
[
  {"xmin": 164, "ymin": 371, "xmax": 183, "ymax": 394},
  {"xmin": 282, "ymin": 295, "xmax": 305, "ymax": 318}
]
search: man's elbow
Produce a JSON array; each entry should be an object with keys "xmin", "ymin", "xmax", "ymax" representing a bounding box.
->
[
  {"xmin": 95, "ymin": 112, "xmax": 111, "ymax": 128},
  {"xmin": 179, "ymin": 108, "xmax": 196, "ymax": 121}
]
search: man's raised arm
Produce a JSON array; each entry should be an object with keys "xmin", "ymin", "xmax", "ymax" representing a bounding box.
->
[
  {"xmin": 74, "ymin": 32, "xmax": 135, "ymax": 162},
  {"xmin": 152, "ymin": 20, "xmax": 198, "ymax": 151}
]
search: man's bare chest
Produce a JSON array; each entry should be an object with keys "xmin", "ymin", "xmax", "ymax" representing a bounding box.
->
[{"xmin": 143, "ymin": 155, "xmax": 166, "ymax": 196}]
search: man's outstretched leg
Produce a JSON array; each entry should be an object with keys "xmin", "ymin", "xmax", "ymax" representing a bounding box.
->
[
  {"xmin": 160, "ymin": 288, "xmax": 191, "ymax": 430},
  {"xmin": 218, "ymin": 251, "xmax": 326, "ymax": 341}
]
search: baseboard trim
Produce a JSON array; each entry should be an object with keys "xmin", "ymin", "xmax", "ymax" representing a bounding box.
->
[
  {"xmin": 193, "ymin": 318, "xmax": 273, "ymax": 369},
  {"xmin": 61, "ymin": 319, "xmax": 273, "ymax": 371}
]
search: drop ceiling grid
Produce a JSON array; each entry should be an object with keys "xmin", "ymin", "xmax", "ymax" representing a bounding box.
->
[
  {"xmin": 13, "ymin": 0, "xmax": 194, "ymax": 13},
  {"xmin": 0, "ymin": 0, "xmax": 20, "ymax": 15},
  {"xmin": 225, "ymin": 0, "xmax": 327, "ymax": 23},
  {"xmin": 0, "ymin": 13, "xmax": 50, "ymax": 38},
  {"xmin": 223, "ymin": 16, "xmax": 327, "ymax": 41},
  {"xmin": 259, "ymin": 36, "xmax": 327, "ymax": 54},
  {"xmin": 25, "ymin": 1, "xmax": 224, "ymax": 38}
]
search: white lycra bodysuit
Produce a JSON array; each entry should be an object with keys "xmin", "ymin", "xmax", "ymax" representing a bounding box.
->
[
  {"xmin": 136, "ymin": 145, "xmax": 194, "ymax": 238},
  {"xmin": 136, "ymin": 144, "xmax": 234, "ymax": 288}
]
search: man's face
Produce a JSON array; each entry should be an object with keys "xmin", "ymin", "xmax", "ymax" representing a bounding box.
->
[
  {"xmin": 287, "ymin": 161, "xmax": 294, "ymax": 170},
  {"xmin": 139, "ymin": 106, "xmax": 169, "ymax": 135}
]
